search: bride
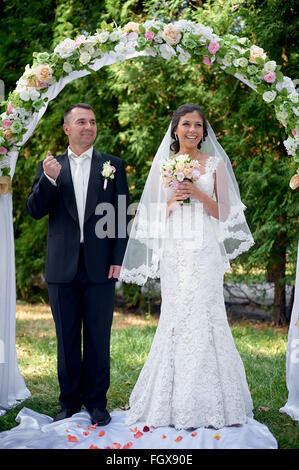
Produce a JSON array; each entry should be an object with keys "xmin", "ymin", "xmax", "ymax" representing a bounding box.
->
[{"xmin": 119, "ymin": 103, "xmax": 255, "ymax": 430}]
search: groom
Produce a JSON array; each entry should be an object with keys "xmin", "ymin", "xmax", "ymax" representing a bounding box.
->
[{"xmin": 26, "ymin": 103, "xmax": 130, "ymax": 425}]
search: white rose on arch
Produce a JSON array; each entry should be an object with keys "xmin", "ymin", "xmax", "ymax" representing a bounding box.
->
[
  {"xmin": 222, "ymin": 54, "xmax": 233, "ymax": 67},
  {"xmin": 54, "ymin": 38, "xmax": 76, "ymax": 58},
  {"xmin": 276, "ymin": 110, "xmax": 289, "ymax": 126},
  {"xmin": 109, "ymin": 30, "xmax": 123, "ymax": 42},
  {"xmin": 28, "ymin": 88, "xmax": 40, "ymax": 101},
  {"xmin": 289, "ymin": 92, "xmax": 299, "ymax": 104},
  {"xmin": 193, "ymin": 24, "xmax": 214, "ymax": 41},
  {"xmin": 176, "ymin": 45, "xmax": 191, "ymax": 64},
  {"xmin": 96, "ymin": 31, "xmax": 110, "ymax": 43},
  {"xmin": 19, "ymin": 89, "xmax": 30, "ymax": 102},
  {"xmin": 284, "ymin": 136, "xmax": 297, "ymax": 156},
  {"xmin": 233, "ymin": 57, "xmax": 248, "ymax": 68},
  {"xmin": 79, "ymin": 51, "xmax": 91, "ymax": 65},
  {"xmin": 276, "ymin": 76, "xmax": 296, "ymax": 94},
  {"xmin": 112, "ymin": 42, "xmax": 134, "ymax": 61},
  {"xmin": 263, "ymin": 90, "xmax": 277, "ymax": 103},
  {"xmin": 263, "ymin": 60, "xmax": 277, "ymax": 73},
  {"xmin": 63, "ymin": 62, "xmax": 73, "ymax": 74},
  {"xmin": 81, "ymin": 44, "xmax": 95, "ymax": 56},
  {"xmin": 160, "ymin": 43, "xmax": 176, "ymax": 60}
]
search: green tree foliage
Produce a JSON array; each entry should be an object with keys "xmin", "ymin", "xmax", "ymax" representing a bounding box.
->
[{"xmin": 0, "ymin": 0, "xmax": 298, "ymax": 323}]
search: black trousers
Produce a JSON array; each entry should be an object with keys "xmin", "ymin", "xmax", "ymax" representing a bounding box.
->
[{"xmin": 48, "ymin": 245, "xmax": 115, "ymax": 410}]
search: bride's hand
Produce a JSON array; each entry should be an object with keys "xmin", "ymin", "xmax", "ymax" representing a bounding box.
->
[
  {"xmin": 166, "ymin": 190, "xmax": 184, "ymax": 216},
  {"xmin": 178, "ymin": 181, "xmax": 200, "ymax": 200}
]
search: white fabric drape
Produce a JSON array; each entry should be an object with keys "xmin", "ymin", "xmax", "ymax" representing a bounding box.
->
[
  {"xmin": 280, "ymin": 240, "xmax": 299, "ymax": 421},
  {"xmin": 0, "ymin": 193, "xmax": 31, "ymax": 414}
]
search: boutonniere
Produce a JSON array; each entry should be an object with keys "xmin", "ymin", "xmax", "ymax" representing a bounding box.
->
[{"xmin": 101, "ymin": 160, "xmax": 116, "ymax": 190}]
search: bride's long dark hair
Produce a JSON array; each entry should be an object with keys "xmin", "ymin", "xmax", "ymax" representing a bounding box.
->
[{"xmin": 170, "ymin": 104, "xmax": 208, "ymax": 154}]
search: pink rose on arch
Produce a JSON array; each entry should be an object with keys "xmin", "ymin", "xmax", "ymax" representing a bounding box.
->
[
  {"xmin": 208, "ymin": 41, "xmax": 220, "ymax": 55},
  {"xmin": 292, "ymin": 129, "xmax": 297, "ymax": 136},
  {"xmin": 2, "ymin": 120, "xmax": 12, "ymax": 129},
  {"xmin": 0, "ymin": 146, "xmax": 8, "ymax": 155},
  {"xmin": 203, "ymin": 55, "xmax": 212, "ymax": 66},
  {"xmin": 37, "ymin": 80, "xmax": 48, "ymax": 89},
  {"xmin": 7, "ymin": 104, "xmax": 14, "ymax": 115},
  {"xmin": 145, "ymin": 30, "xmax": 155, "ymax": 41},
  {"xmin": 264, "ymin": 71, "xmax": 276, "ymax": 83},
  {"xmin": 75, "ymin": 35, "xmax": 86, "ymax": 47}
]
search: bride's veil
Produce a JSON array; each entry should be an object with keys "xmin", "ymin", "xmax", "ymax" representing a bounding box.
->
[{"xmin": 119, "ymin": 118, "xmax": 254, "ymax": 286}]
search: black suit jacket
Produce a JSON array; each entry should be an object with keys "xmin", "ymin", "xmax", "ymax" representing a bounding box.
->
[{"xmin": 26, "ymin": 149, "xmax": 130, "ymax": 284}]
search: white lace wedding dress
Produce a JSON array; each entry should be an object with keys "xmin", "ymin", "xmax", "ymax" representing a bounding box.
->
[{"xmin": 125, "ymin": 156, "xmax": 254, "ymax": 430}]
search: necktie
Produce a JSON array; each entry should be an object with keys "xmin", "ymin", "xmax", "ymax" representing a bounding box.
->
[{"xmin": 69, "ymin": 153, "xmax": 89, "ymax": 240}]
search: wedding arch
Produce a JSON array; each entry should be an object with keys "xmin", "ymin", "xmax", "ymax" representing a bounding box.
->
[{"xmin": 0, "ymin": 19, "xmax": 298, "ymax": 416}]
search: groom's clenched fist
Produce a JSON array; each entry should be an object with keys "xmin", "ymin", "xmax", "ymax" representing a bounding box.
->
[{"xmin": 43, "ymin": 151, "xmax": 62, "ymax": 181}]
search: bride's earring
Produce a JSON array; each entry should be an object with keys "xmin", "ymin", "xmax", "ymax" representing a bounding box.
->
[{"xmin": 174, "ymin": 133, "xmax": 178, "ymax": 141}]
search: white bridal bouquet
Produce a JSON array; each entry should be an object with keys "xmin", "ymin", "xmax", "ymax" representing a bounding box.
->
[{"xmin": 160, "ymin": 154, "xmax": 201, "ymax": 204}]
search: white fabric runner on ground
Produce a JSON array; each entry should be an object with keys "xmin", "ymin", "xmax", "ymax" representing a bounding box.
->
[
  {"xmin": 0, "ymin": 407, "xmax": 277, "ymax": 449},
  {"xmin": 280, "ymin": 240, "xmax": 299, "ymax": 421}
]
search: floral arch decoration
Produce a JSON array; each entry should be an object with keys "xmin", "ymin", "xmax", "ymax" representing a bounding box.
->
[{"xmin": 0, "ymin": 19, "xmax": 298, "ymax": 190}]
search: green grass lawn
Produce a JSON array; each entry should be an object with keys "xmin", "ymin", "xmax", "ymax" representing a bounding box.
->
[{"xmin": 0, "ymin": 303, "xmax": 298, "ymax": 449}]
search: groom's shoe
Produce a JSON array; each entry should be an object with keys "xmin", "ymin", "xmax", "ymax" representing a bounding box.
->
[
  {"xmin": 88, "ymin": 408, "xmax": 111, "ymax": 426},
  {"xmin": 53, "ymin": 407, "xmax": 81, "ymax": 422}
]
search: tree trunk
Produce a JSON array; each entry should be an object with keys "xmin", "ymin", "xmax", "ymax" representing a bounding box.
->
[{"xmin": 266, "ymin": 230, "xmax": 288, "ymax": 325}]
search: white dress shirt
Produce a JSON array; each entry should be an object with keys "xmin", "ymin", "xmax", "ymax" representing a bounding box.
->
[{"xmin": 44, "ymin": 146, "xmax": 93, "ymax": 242}]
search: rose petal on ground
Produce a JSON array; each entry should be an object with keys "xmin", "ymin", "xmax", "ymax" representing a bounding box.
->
[
  {"xmin": 134, "ymin": 430, "xmax": 143, "ymax": 439},
  {"xmin": 112, "ymin": 442, "xmax": 121, "ymax": 449},
  {"xmin": 98, "ymin": 430, "xmax": 105, "ymax": 437},
  {"xmin": 67, "ymin": 435, "xmax": 78, "ymax": 442},
  {"xmin": 214, "ymin": 433, "xmax": 220, "ymax": 440},
  {"xmin": 123, "ymin": 442, "xmax": 133, "ymax": 449},
  {"xmin": 130, "ymin": 427, "xmax": 138, "ymax": 432},
  {"xmin": 175, "ymin": 436, "xmax": 183, "ymax": 442}
]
